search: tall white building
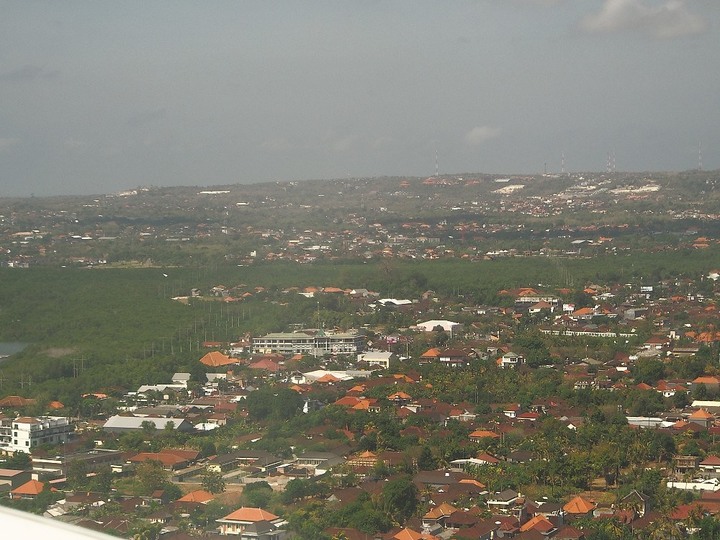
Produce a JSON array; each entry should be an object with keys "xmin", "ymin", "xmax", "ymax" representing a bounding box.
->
[
  {"xmin": 252, "ymin": 330, "xmax": 365, "ymax": 356},
  {"xmin": 0, "ymin": 416, "xmax": 74, "ymax": 454}
]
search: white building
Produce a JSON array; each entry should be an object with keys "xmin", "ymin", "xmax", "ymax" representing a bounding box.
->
[
  {"xmin": 0, "ymin": 416, "xmax": 74, "ymax": 454},
  {"xmin": 415, "ymin": 320, "xmax": 462, "ymax": 334},
  {"xmin": 356, "ymin": 351, "xmax": 394, "ymax": 369},
  {"xmin": 252, "ymin": 330, "xmax": 365, "ymax": 356}
]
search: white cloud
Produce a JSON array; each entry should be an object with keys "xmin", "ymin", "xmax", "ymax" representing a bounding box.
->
[
  {"xmin": 581, "ymin": 0, "xmax": 707, "ymax": 39},
  {"xmin": 465, "ymin": 126, "xmax": 500, "ymax": 146}
]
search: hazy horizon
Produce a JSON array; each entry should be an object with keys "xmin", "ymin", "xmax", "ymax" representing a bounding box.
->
[{"xmin": 2, "ymin": 1, "xmax": 719, "ymax": 197}]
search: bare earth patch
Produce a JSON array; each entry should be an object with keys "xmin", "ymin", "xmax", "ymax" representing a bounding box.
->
[{"xmin": 41, "ymin": 347, "xmax": 77, "ymax": 358}]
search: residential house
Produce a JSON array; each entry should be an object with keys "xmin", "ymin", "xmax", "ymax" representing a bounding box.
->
[
  {"xmin": 357, "ymin": 351, "xmax": 395, "ymax": 369},
  {"xmin": 563, "ymin": 496, "xmax": 596, "ymax": 518},
  {"xmin": 700, "ymin": 456, "xmax": 720, "ymax": 478},
  {"xmin": 487, "ymin": 489, "xmax": 521, "ymax": 512},
  {"xmin": 498, "ymin": 352, "xmax": 524, "ymax": 369},
  {"xmin": 437, "ymin": 348, "xmax": 471, "ymax": 368},
  {"xmin": 0, "ymin": 468, "xmax": 32, "ymax": 492},
  {"xmin": 10, "ymin": 479, "xmax": 45, "ymax": 500},
  {"xmin": 216, "ymin": 507, "xmax": 287, "ymax": 538}
]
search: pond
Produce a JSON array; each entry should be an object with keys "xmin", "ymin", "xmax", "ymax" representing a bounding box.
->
[{"xmin": 0, "ymin": 342, "xmax": 29, "ymax": 360}]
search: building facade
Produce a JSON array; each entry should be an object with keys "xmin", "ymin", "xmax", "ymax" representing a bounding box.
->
[
  {"xmin": 252, "ymin": 330, "xmax": 365, "ymax": 356},
  {"xmin": 0, "ymin": 416, "xmax": 74, "ymax": 455}
]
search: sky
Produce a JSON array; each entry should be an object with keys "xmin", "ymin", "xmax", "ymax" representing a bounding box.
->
[{"xmin": 1, "ymin": 0, "xmax": 719, "ymax": 197}]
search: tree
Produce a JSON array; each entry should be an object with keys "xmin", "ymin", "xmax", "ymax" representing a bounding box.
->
[
  {"xmin": 201, "ymin": 469, "xmax": 226, "ymax": 494},
  {"xmin": 141, "ymin": 420, "xmax": 157, "ymax": 437},
  {"xmin": 162, "ymin": 481, "xmax": 182, "ymax": 501},
  {"xmin": 247, "ymin": 387, "xmax": 304, "ymax": 421},
  {"xmin": 242, "ymin": 481, "xmax": 274, "ymax": 508},
  {"xmin": 89, "ymin": 464, "xmax": 114, "ymax": 495},
  {"xmin": 417, "ymin": 446, "xmax": 437, "ymax": 471},
  {"xmin": 67, "ymin": 459, "xmax": 89, "ymax": 490},
  {"xmin": 282, "ymin": 478, "xmax": 309, "ymax": 504},
  {"xmin": 634, "ymin": 358, "xmax": 665, "ymax": 385},
  {"xmin": 135, "ymin": 459, "xmax": 168, "ymax": 494},
  {"xmin": 2, "ymin": 451, "xmax": 32, "ymax": 470},
  {"xmin": 380, "ymin": 475, "xmax": 418, "ymax": 525}
]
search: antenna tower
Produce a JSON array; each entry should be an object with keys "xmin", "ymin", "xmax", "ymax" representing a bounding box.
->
[
  {"xmin": 699, "ymin": 142, "xmax": 703, "ymax": 171},
  {"xmin": 561, "ymin": 152, "xmax": 565, "ymax": 174},
  {"xmin": 606, "ymin": 151, "xmax": 616, "ymax": 174},
  {"xmin": 435, "ymin": 148, "xmax": 439, "ymax": 177}
]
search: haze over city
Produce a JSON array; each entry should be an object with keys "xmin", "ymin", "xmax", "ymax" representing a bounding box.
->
[{"xmin": 1, "ymin": 0, "xmax": 719, "ymax": 197}]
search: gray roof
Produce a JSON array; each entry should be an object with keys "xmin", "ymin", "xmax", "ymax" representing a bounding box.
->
[{"xmin": 102, "ymin": 415, "xmax": 191, "ymax": 431}]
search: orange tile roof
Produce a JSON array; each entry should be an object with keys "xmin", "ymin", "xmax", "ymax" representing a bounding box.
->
[
  {"xmin": 199, "ymin": 351, "xmax": 236, "ymax": 367},
  {"xmin": 11, "ymin": 480, "xmax": 44, "ymax": 496},
  {"xmin": 221, "ymin": 507, "xmax": 279, "ymax": 523},
  {"xmin": 563, "ymin": 495, "xmax": 595, "ymax": 514},
  {"xmin": 520, "ymin": 514, "xmax": 554, "ymax": 533},
  {"xmin": 693, "ymin": 376, "xmax": 720, "ymax": 385},
  {"xmin": 423, "ymin": 502, "xmax": 457, "ymax": 519},
  {"xmin": 177, "ymin": 489, "xmax": 214, "ymax": 503},
  {"xmin": 392, "ymin": 528, "xmax": 439, "ymax": 540},
  {"xmin": 469, "ymin": 429, "xmax": 500, "ymax": 439},
  {"xmin": 690, "ymin": 408, "xmax": 714, "ymax": 419}
]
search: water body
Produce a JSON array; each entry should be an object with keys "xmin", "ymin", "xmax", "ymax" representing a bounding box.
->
[{"xmin": 0, "ymin": 342, "xmax": 28, "ymax": 361}]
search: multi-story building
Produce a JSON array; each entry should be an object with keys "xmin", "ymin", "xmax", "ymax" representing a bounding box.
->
[
  {"xmin": 252, "ymin": 330, "xmax": 365, "ymax": 356},
  {"xmin": 0, "ymin": 415, "xmax": 74, "ymax": 455}
]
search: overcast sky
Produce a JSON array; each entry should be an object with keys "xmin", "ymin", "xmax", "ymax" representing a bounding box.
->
[{"xmin": 1, "ymin": 0, "xmax": 719, "ymax": 197}]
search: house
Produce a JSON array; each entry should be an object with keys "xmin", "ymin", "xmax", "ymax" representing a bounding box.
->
[
  {"xmin": 199, "ymin": 351, "xmax": 237, "ymax": 368},
  {"xmin": 0, "ymin": 468, "xmax": 32, "ymax": 492},
  {"xmin": 688, "ymin": 408, "xmax": 714, "ymax": 428},
  {"xmin": 389, "ymin": 527, "xmax": 440, "ymax": 540},
  {"xmin": 216, "ymin": 507, "xmax": 287, "ymax": 538},
  {"xmin": 503, "ymin": 403, "xmax": 522, "ymax": 419},
  {"xmin": 699, "ymin": 456, "xmax": 720, "ymax": 477},
  {"xmin": 422, "ymin": 502, "xmax": 457, "ymax": 529},
  {"xmin": 171, "ymin": 373, "xmax": 191, "ymax": 387},
  {"xmin": 10, "ymin": 479, "xmax": 45, "ymax": 500},
  {"xmin": 498, "ymin": 352, "xmax": 524, "ymax": 369},
  {"xmin": 177, "ymin": 489, "xmax": 214, "ymax": 504},
  {"xmin": 619, "ymin": 489, "xmax": 650, "ymax": 517},
  {"xmin": 563, "ymin": 496, "xmax": 596, "ymax": 518},
  {"xmin": 673, "ymin": 455, "xmax": 701, "ymax": 474},
  {"xmin": 469, "ymin": 429, "xmax": 501, "ymax": 443},
  {"xmin": 437, "ymin": 348, "xmax": 471, "ymax": 368},
  {"xmin": 519, "ymin": 514, "xmax": 556, "ymax": 535},
  {"xmin": 528, "ymin": 301, "xmax": 554, "ymax": 314},
  {"xmin": 487, "ymin": 489, "xmax": 521, "ymax": 511},
  {"xmin": 128, "ymin": 451, "xmax": 190, "ymax": 471},
  {"xmin": 357, "ymin": 351, "xmax": 395, "ymax": 369},
  {"xmin": 692, "ymin": 376, "xmax": 720, "ymax": 395}
]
